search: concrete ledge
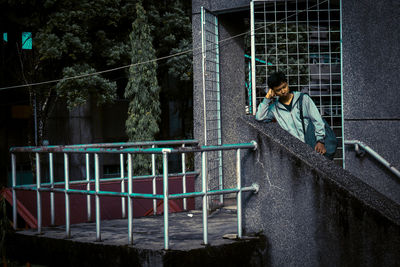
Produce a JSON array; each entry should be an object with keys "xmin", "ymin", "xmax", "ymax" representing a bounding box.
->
[
  {"xmin": 239, "ymin": 115, "xmax": 400, "ymax": 266},
  {"xmin": 5, "ymin": 210, "xmax": 268, "ymax": 267}
]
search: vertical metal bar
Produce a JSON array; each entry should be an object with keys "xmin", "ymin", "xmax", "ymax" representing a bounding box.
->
[
  {"xmin": 274, "ymin": 1, "xmax": 277, "ymax": 72},
  {"xmin": 307, "ymin": 0, "xmax": 311, "ymax": 95},
  {"xmin": 340, "ymin": 0, "xmax": 345, "ymax": 168},
  {"xmin": 201, "ymin": 151, "xmax": 208, "ymax": 245},
  {"xmin": 128, "ymin": 153, "xmax": 133, "ymax": 245},
  {"xmin": 296, "ymin": 0, "xmax": 300, "ymax": 90},
  {"xmin": 95, "ymin": 153, "xmax": 101, "ymax": 241},
  {"xmin": 11, "ymin": 153, "xmax": 17, "ymax": 230},
  {"xmin": 120, "ymin": 153, "xmax": 126, "ymax": 218},
  {"xmin": 64, "ymin": 153, "xmax": 70, "ymax": 238},
  {"xmin": 214, "ymin": 14, "xmax": 224, "ymax": 206},
  {"xmin": 181, "ymin": 144, "xmax": 187, "ymax": 210},
  {"xmin": 36, "ymin": 153, "xmax": 42, "ymax": 234},
  {"xmin": 201, "ymin": 7, "xmax": 208, "ymax": 146},
  {"xmin": 152, "ymin": 145, "xmax": 157, "ymax": 215},
  {"xmin": 236, "ymin": 149, "xmax": 242, "ymax": 238},
  {"xmin": 86, "ymin": 153, "xmax": 91, "ymax": 222},
  {"xmin": 328, "ymin": 0, "xmax": 333, "ymax": 128},
  {"xmin": 162, "ymin": 151, "xmax": 169, "ymax": 250},
  {"xmin": 317, "ymin": 0, "xmax": 322, "ymax": 113},
  {"xmin": 49, "ymin": 153, "xmax": 55, "ymax": 226},
  {"xmin": 250, "ymin": 1, "xmax": 257, "ymax": 115}
]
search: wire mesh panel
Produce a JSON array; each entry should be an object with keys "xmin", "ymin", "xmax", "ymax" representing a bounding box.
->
[
  {"xmin": 250, "ymin": 0, "xmax": 344, "ymax": 165},
  {"xmin": 201, "ymin": 7, "xmax": 223, "ymax": 204}
]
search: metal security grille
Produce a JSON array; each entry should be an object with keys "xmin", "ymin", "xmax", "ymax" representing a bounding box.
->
[
  {"xmin": 250, "ymin": 0, "xmax": 344, "ymax": 165},
  {"xmin": 201, "ymin": 7, "xmax": 223, "ymax": 204}
]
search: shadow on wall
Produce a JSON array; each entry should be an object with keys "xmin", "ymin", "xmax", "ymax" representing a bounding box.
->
[{"xmin": 238, "ymin": 115, "xmax": 400, "ymax": 267}]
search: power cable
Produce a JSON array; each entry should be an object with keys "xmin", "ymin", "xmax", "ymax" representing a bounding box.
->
[{"xmin": 0, "ymin": 0, "xmax": 327, "ymax": 91}]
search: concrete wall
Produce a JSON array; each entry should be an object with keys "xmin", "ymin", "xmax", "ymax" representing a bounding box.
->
[
  {"xmin": 239, "ymin": 116, "xmax": 400, "ymax": 266},
  {"xmin": 192, "ymin": 0, "xmax": 400, "ymax": 205},
  {"xmin": 342, "ymin": 0, "xmax": 400, "ymax": 205},
  {"xmin": 192, "ymin": 1, "xmax": 249, "ymax": 205}
]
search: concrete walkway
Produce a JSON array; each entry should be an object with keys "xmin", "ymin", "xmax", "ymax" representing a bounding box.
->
[
  {"xmin": 17, "ymin": 209, "xmax": 239, "ymax": 251},
  {"xmin": 7, "ymin": 208, "xmax": 267, "ymax": 266}
]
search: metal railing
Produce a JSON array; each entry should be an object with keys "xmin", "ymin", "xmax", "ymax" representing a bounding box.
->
[
  {"xmin": 10, "ymin": 140, "xmax": 259, "ymax": 250},
  {"xmin": 345, "ymin": 140, "xmax": 400, "ymax": 179}
]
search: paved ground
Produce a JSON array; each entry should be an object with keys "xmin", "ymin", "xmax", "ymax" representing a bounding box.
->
[{"xmin": 17, "ymin": 208, "xmax": 239, "ymax": 251}]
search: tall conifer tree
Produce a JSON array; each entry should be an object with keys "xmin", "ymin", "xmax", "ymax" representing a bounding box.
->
[{"xmin": 125, "ymin": 2, "xmax": 161, "ymax": 174}]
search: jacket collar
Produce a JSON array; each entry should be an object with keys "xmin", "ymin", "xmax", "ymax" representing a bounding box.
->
[{"xmin": 275, "ymin": 91, "xmax": 301, "ymax": 110}]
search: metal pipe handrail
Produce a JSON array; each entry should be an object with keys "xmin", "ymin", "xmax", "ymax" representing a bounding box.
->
[
  {"xmin": 10, "ymin": 142, "xmax": 257, "ymax": 154},
  {"xmin": 13, "ymin": 171, "xmax": 200, "ymax": 189},
  {"xmin": 12, "ymin": 185, "xmax": 259, "ymax": 199},
  {"xmin": 345, "ymin": 140, "xmax": 400, "ymax": 179},
  {"xmin": 11, "ymin": 141, "xmax": 259, "ymax": 250},
  {"xmin": 9, "ymin": 139, "xmax": 199, "ymax": 153}
]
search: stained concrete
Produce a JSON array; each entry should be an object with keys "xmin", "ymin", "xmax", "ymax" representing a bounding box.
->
[
  {"xmin": 239, "ymin": 115, "xmax": 400, "ymax": 267},
  {"xmin": 6, "ymin": 209, "xmax": 268, "ymax": 267},
  {"xmin": 342, "ymin": 0, "xmax": 400, "ymax": 202}
]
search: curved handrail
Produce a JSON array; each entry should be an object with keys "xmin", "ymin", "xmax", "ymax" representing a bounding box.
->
[{"xmin": 345, "ymin": 140, "xmax": 400, "ymax": 179}]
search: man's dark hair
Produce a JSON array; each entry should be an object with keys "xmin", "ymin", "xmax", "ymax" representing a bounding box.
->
[{"xmin": 267, "ymin": 71, "xmax": 287, "ymax": 89}]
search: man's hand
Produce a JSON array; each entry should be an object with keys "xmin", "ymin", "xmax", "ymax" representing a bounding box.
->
[
  {"xmin": 315, "ymin": 142, "xmax": 326, "ymax": 155},
  {"xmin": 266, "ymin": 88, "xmax": 276, "ymax": 99}
]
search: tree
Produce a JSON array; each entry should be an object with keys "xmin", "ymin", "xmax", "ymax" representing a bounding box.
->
[
  {"xmin": 125, "ymin": 2, "xmax": 161, "ymax": 174},
  {"xmin": 1, "ymin": 0, "xmax": 139, "ymax": 146}
]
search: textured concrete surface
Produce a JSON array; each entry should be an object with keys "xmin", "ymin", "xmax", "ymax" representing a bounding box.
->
[
  {"xmin": 345, "ymin": 120, "xmax": 400, "ymax": 205},
  {"xmin": 7, "ymin": 209, "xmax": 268, "ymax": 266},
  {"xmin": 192, "ymin": 1, "xmax": 249, "ymax": 207},
  {"xmin": 342, "ymin": 0, "xmax": 400, "ymax": 197},
  {"xmin": 239, "ymin": 115, "xmax": 400, "ymax": 267}
]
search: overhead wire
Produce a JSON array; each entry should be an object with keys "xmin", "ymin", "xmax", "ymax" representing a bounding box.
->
[{"xmin": 0, "ymin": 0, "xmax": 327, "ymax": 91}]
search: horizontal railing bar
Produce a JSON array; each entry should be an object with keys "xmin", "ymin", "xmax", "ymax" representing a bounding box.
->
[
  {"xmin": 14, "ymin": 187, "xmax": 165, "ymax": 199},
  {"xmin": 9, "ymin": 139, "xmax": 199, "ymax": 153},
  {"xmin": 13, "ymin": 184, "xmax": 259, "ymax": 200},
  {"xmin": 169, "ymin": 185, "xmax": 258, "ymax": 199},
  {"xmin": 14, "ymin": 171, "xmax": 200, "ymax": 188},
  {"xmin": 10, "ymin": 142, "xmax": 257, "ymax": 154},
  {"xmin": 170, "ymin": 142, "xmax": 257, "ymax": 153}
]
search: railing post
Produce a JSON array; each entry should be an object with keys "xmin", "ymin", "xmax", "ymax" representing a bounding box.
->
[
  {"xmin": 36, "ymin": 153, "xmax": 42, "ymax": 234},
  {"xmin": 236, "ymin": 149, "xmax": 242, "ymax": 238},
  {"xmin": 127, "ymin": 153, "xmax": 133, "ymax": 245},
  {"xmin": 201, "ymin": 151, "xmax": 208, "ymax": 245},
  {"xmin": 152, "ymin": 145, "xmax": 157, "ymax": 215},
  {"xmin": 95, "ymin": 153, "xmax": 101, "ymax": 241},
  {"xmin": 11, "ymin": 153, "xmax": 17, "ymax": 230},
  {"xmin": 64, "ymin": 153, "xmax": 71, "ymax": 238},
  {"xmin": 181, "ymin": 144, "xmax": 187, "ymax": 211},
  {"xmin": 86, "ymin": 153, "xmax": 91, "ymax": 222},
  {"xmin": 162, "ymin": 150, "xmax": 170, "ymax": 250},
  {"xmin": 49, "ymin": 153, "xmax": 55, "ymax": 226},
  {"xmin": 120, "ymin": 153, "xmax": 126, "ymax": 218}
]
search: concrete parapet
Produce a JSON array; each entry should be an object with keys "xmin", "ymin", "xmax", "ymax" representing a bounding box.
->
[{"xmin": 239, "ymin": 115, "xmax": 400, "ymax": 267}]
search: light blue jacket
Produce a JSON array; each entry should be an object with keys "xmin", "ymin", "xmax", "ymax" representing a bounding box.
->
[{"xmin": 255, "ymin": 91, "xmax": 325, "ymax": 143}]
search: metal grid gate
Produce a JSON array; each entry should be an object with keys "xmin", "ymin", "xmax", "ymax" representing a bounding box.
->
[
  {"xmin": 250, "ymin": 0, "xmax": 344, "ymax": 165},
  {"xmin": 201, "ymin": 7, "xmax": 224, "ymax": 204}
]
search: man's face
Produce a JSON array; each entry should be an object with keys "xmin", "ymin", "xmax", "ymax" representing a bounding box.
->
[{"xmin": 271, "ymin": 82, "xmax": 289, "ymax": 97}]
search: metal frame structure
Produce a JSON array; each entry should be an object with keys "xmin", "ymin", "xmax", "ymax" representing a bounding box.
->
[
  {"xmin": 250, "ymin": 0, "xmax": 344, "ymax": 165},
  {"xmin": 10, "ymin": 141, "xmax": 259, "ymax": 250},
  {"xmin": 201, "ymin": 7, "xmax": 224, "ymax": 205}
]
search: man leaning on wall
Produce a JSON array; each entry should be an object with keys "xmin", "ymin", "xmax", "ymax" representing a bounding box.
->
[{"xmin": 255, "ymin": 71, "xmax": 335, "ymax": 159}]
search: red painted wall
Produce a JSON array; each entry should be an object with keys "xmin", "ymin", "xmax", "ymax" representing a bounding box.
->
[{"xmin": 14, "ymin": 175, "xmax": 195, "ymax": 227}]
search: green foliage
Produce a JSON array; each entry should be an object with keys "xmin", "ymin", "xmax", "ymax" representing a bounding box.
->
[
  {"xmin": 125, "ymin": 2, "xmax": 161, "ymax": 174},
  {"xmin": 56, "ymin": 64, "xmax": 117, "ymax": 109}
]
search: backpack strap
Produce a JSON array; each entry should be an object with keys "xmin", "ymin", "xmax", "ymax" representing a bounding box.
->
[{"xmin": 298, "ymin": 93, "xmax": 306, "ymax": 136}]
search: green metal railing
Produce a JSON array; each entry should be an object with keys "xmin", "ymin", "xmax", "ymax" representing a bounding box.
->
[{"xmin": 10, "ymin": 140, "xmax": 259, "ymax": 250}]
